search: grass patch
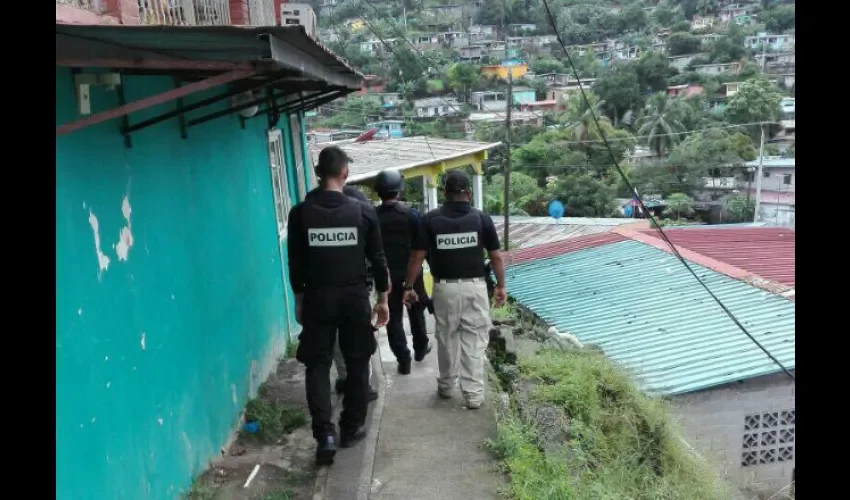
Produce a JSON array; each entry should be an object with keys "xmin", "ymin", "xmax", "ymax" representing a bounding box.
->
[
  {"xmin": 284, "ymin": 338, "xmax": 299, "ymax": 359},
  {"xmin": 490, "ymin": 348, "xmax": 729, "ymax": 500},
  {"xmin": 184, "ymin": 482, "xmax": 215, "ymax": 500},
  {"xmin": 257, "ymin": 492, "xmax": 296, "ymax": 500},
  {"xmin": 243, "ymin": 397, "xmax": 307, "ymax": 443},
  {"xmin": 490, "ymin": 302, "xmax": 516, "ymax": 323}
]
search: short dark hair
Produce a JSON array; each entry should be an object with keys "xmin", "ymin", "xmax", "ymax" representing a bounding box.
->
[{"xmin": 316, "ymin": 146, "xmax": 351, "ymax": 179}]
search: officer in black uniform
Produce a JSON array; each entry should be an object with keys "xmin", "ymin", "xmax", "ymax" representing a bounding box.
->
[
  {"xmin": 306, "ymin": 184, "xmax": 380, "ymax": 402},
  {"xmin": 287, "ymin": 146, "xmax": 390, "ymax": 466},
  {"xmin": 374, "ymin": 170, "xmax": 432, "ymax": 375},
  {"xmin": 402, "ymin": 170, "xmax": 506, "ymax": 409}
]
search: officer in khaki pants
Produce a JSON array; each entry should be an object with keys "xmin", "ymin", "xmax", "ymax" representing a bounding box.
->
[{"xmin": 402, "ymin": 170, "xmax": 506, "ymax": 409}]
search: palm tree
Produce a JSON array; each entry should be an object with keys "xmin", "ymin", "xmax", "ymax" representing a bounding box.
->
[
  {"xmin": 560, "ymin": 92, "xmax": 610, "ymax": 146},
  {"xmin": 636, "ymin": 94, "xmax": 686, "ymax": 158}
]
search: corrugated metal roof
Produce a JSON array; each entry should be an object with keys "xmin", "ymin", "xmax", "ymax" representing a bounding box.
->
[
  {"xmin": 507, "ymin": 240, "xmax": 796, "ymax": 395},
  {"xmin": 308, "ymin": 137, "xmax": 502, "ymax": 182},
  {"xmin": 745, "ymin": 157, "xmax": 795, "ymax": 168},
  {"xmin": 55, "ymin": 23, "xmax": 362, "ymax": 88},
  {"xmin": 642, "ymin": 226, "xmax": 796, "ymax": 287},
  {"xmin": 508, "ymin": 232, "xmax": 627, "ymax": 265},
  {"xmin": 494, "ymin": 216, "xmax": 636, "ymax": 250}
]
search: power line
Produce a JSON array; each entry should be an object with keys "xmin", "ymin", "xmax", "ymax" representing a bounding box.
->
[{"xmin": 540, "ymin": 0, "xmax": 794, "ymax": 382}]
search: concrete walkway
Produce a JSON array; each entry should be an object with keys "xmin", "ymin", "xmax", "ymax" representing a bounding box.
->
[{"xmin": 324, "ymin": 312, "xmax": 504, "ymax": 500}]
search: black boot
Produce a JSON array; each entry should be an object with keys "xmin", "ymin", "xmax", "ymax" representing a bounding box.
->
[
  {"xmin": 367, "ymin": 386, "xmax": 379, "ymax": 402},
  {"xmin": 398, "ymin": 358, "xmax": 412, "ymax": 375},
  {"xmin": 414, "ymin": 342, "xmax": 432, "ymax": 362},
  {"xmin": 335, "ymin": 379, "xmax": 346, "ymax": 394},
  {"xmin": 340, "ymin": 426, "xmax": 368, "ymax": 448},
  {"xmin": 315, "ymin": 434, "xmax": 337, "ymax": 466}
]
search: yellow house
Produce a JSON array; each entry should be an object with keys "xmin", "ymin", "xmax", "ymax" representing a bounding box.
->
[
  {"xmin": 481, "ymin": 63, "xmax": 528, "ymax": 80},
  {"xmin": 347, "ymin": 18, "xmax": 365, "ymax": 31}
]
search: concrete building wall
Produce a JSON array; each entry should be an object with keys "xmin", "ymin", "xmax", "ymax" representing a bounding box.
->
[
  {"xmin": 56, "ymin": 67, "xmax": 302, "ymax": 499},
  {"xmin": 670, "ymin": 373, "xmax": 796, "ymax": 496}
]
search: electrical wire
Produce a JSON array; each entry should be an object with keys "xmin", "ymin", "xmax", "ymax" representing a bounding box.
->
[{"xmin": 540, "ymin": 0, "xmax": 794, "ymax": 381}]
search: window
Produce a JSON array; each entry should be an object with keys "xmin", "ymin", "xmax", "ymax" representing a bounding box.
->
[
  {"xmin": 267, "ymin": 129, "xmax": 291, "ymax": 240},
  {"xmin": 741, "ymin": 409, "xmax": 795, "ymax": 467},
  {"xmin": 285, "ymin": 18, "xmax": 299, "ymax": 25},
  {"xmin": 783, "ymin": 174, "xmax": 792, "ymax": 185},
  {"xmin": 764, "ymin": 171, "xmax": 770, "ymax": 178},
  {"xmin": 293, "ymin": 9, "xmax": 300, "ymax": 15},
  {"xmin": 290, "ymin": 116, "xmax": 307, "ymax": 200}
]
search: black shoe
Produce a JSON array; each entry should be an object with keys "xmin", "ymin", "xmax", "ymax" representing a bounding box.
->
[
  {"xmin": 335, "ymin": 379, "xmax": 346, "ymax": 394},
  {"xmin": 414, "ymin": 342, "xmax": 432, "ymax": 362},
  {"xmin": 315, "ymin": 434, "xmax": 337, "ymax": 466},
  {"xmin": 339, "ymin": 426, "xmax": 368, "ymax": 448},
  {"xmin": 367, "ymin": 387, "xmax": 379, "ymax": 402},
  {"xmin": 398, "ymin": 358, "xmax": 412, "ymax": 375}
]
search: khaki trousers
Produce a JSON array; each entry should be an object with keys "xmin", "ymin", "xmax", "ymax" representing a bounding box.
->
[{"xmin": 432, "ymin": 279, "xmax": 491, "ymax": 404}]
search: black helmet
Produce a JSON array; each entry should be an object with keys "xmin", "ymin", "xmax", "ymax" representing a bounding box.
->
[{"xmin": 375, "ymin": 170, "xmax": 405, "ymax": 197}]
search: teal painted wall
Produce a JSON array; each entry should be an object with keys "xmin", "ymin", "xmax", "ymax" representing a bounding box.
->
[{"xmin": 56, "ymin": 67, "xmax": 297, "ymax": 499}]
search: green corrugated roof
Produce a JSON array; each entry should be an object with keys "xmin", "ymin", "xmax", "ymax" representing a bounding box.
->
[{"xmin": 506, "ymin": 240, "xmax": 795, "ymax": 396}]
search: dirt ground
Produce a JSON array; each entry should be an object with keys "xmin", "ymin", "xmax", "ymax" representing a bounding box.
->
[{"xmin": 186, "ymin": 357, "xmax": 319, "ymax": 500}]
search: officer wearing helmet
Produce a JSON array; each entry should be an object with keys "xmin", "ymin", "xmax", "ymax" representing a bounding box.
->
[
  {"xmin": 374, "ymin": 169, "xmax": 432, "ymax": 375},
  {"xmin": 287, "ymin": 145, "xmax": 390, "ymax": 466},
  {"xmin": 305, "ymin": 184, "xmax": 380, "ymax": 403}
]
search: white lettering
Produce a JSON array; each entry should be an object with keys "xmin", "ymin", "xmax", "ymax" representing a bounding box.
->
[
  {"xmin": 308, "ymin": 227, "xmax": 358, "ymax": 247},
  {"xmin": 436, "ymin": 232, "xmax": 479, "ymax": 250}
]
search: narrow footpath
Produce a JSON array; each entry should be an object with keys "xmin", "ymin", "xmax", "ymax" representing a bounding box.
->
[{"xmin": 324, "ymin": 313, "xmax": 504, "ymax": 500}]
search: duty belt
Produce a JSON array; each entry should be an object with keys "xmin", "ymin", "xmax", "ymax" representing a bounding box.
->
[{"xmin": 435, "ymin": 277, "xmax": 484, "ymax": 284}]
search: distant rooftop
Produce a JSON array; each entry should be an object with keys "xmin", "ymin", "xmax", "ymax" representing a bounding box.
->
[{"xmin": 308, "ymin": 137, "xmax": 501, "ymax": 183}]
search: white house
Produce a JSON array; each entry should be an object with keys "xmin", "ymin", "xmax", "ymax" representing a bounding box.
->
[{"xmin": 414, "ymin": 96, "xmax": 462, "ymax": 117}]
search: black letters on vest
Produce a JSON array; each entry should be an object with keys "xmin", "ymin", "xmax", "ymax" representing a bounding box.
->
[
  {"xmin": 301, "ymin": 198, "xmax": 367, "ymax": 288},
  {"xmin": 427, "ymin": 207, "xmax": 486, "ymax": 280},
  {"xmin": 377, "ymin": 203, "xmax": 412, "ymax": 281}
]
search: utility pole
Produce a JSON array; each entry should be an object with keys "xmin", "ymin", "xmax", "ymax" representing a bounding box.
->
[
  {"xmin": 503, "ymin": 72, "xmax": 513, "ymax": 251},
  {"xmin": 753, "ymin": 125, "xmax": 766, "ymax": 222}
]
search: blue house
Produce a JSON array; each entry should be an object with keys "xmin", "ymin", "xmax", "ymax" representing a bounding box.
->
[
  {"xmin": 56, "ymin": 23, "xmax": 361, "ymax": 499},
  {"xmin": 375, "ymin": 119, "xmax": 405, "ymax": 139}
]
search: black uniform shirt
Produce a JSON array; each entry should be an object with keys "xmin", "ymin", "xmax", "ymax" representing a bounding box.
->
[
  {"xmin": 288, "ymin": 190, "xmax": 389, "ymax": 294},
  {"xmin": 414, "ymin": 201, "xmax": 500, "ymax": 280}
]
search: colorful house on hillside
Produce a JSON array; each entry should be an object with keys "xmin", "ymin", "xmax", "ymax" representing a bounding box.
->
[
  {"xmin": 55, "ymin": 4, "xmax": 362, "ymax": 498},
  {"xmin": 481, "ymin": 63, "xmax": 528, "ymax": 80}
]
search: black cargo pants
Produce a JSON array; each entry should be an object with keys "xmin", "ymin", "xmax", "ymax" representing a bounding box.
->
[
  {"xmin": 387, "ymin": 271, "xmax": 429, "ymax": 362},
  {"xmin": 296, "ymin": 285, "xmax": 377, "ymax": 440}
]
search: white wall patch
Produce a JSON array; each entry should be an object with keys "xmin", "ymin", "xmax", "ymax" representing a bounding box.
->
[
  {"xmin": 307, "ymin": 227, "xmax": 358, "ymax": 247},
  {"xmin": 436, "ymin": 232, "xmax": 479, "ymax": 250},
  {"xmin": 115, "ymin": 196, "xmax": 134, "ymax": 261},
  {"xmin": 88, "ymin": 210, "xmax": 111, "ymax": 275}
]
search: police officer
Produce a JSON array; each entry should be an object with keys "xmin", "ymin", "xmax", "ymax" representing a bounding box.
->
[
  {"xmin": 306, "ymin": 184, "xmax": 380, "ymax": 403},
  {"xmin": 374, "ymin": 170, "xmax": 432, "ymax": 375},
  {"xmin": 402, "ymin": 170, "xmax": 506, "ymax": 409},
  {"xmin": 287, "ymin": 146, "xmax": 390, "ymax": 466}
]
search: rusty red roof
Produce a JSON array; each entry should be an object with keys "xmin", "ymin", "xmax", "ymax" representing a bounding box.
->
[
  {"xmin": 508, "ymin": 232, "xmax": 627, "ymax": 265},
  {"xmin": 639, "ymin": 226, "xmax": 796, "ymax": 287}
]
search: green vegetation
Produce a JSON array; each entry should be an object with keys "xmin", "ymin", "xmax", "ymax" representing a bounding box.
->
[
  {"xmin": 184, "ymin": 483, "xmax": 215, "ymax": 500},
  {"xmin": 490, "ymin": 349, "xmax": 729, "ymax": 500},
  {"xmin": 243, "ymin": 397, "xmax": 307, "ymax": 443},
  {"xmin": 285, "ymin": 338, "xmax": 299, "ymax": 359},
  {"xmin": 314, "ymin": 0, "xmax": 794, "ymax": 221}
]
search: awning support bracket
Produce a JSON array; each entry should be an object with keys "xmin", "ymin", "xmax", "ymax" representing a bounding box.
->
[
  {"xmin": 116, "ymin": 85, "xmax": 132, "ymax": 149},
  {"xmin": 56, "ymin": 69, "xmax": 255, "ymax": 137}
]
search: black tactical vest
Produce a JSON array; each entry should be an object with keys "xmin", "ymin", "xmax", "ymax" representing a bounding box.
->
[
  {"xmin": 301, "ymin": 197, "xmax": 367, "ymax": 288},
  {"xmin": 376, "ymin": 202, "xmax": 412, "ymax": 280},
  {"xmin": 427, "ymin": 207, "xmax": 486, "ymax": 280}
]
